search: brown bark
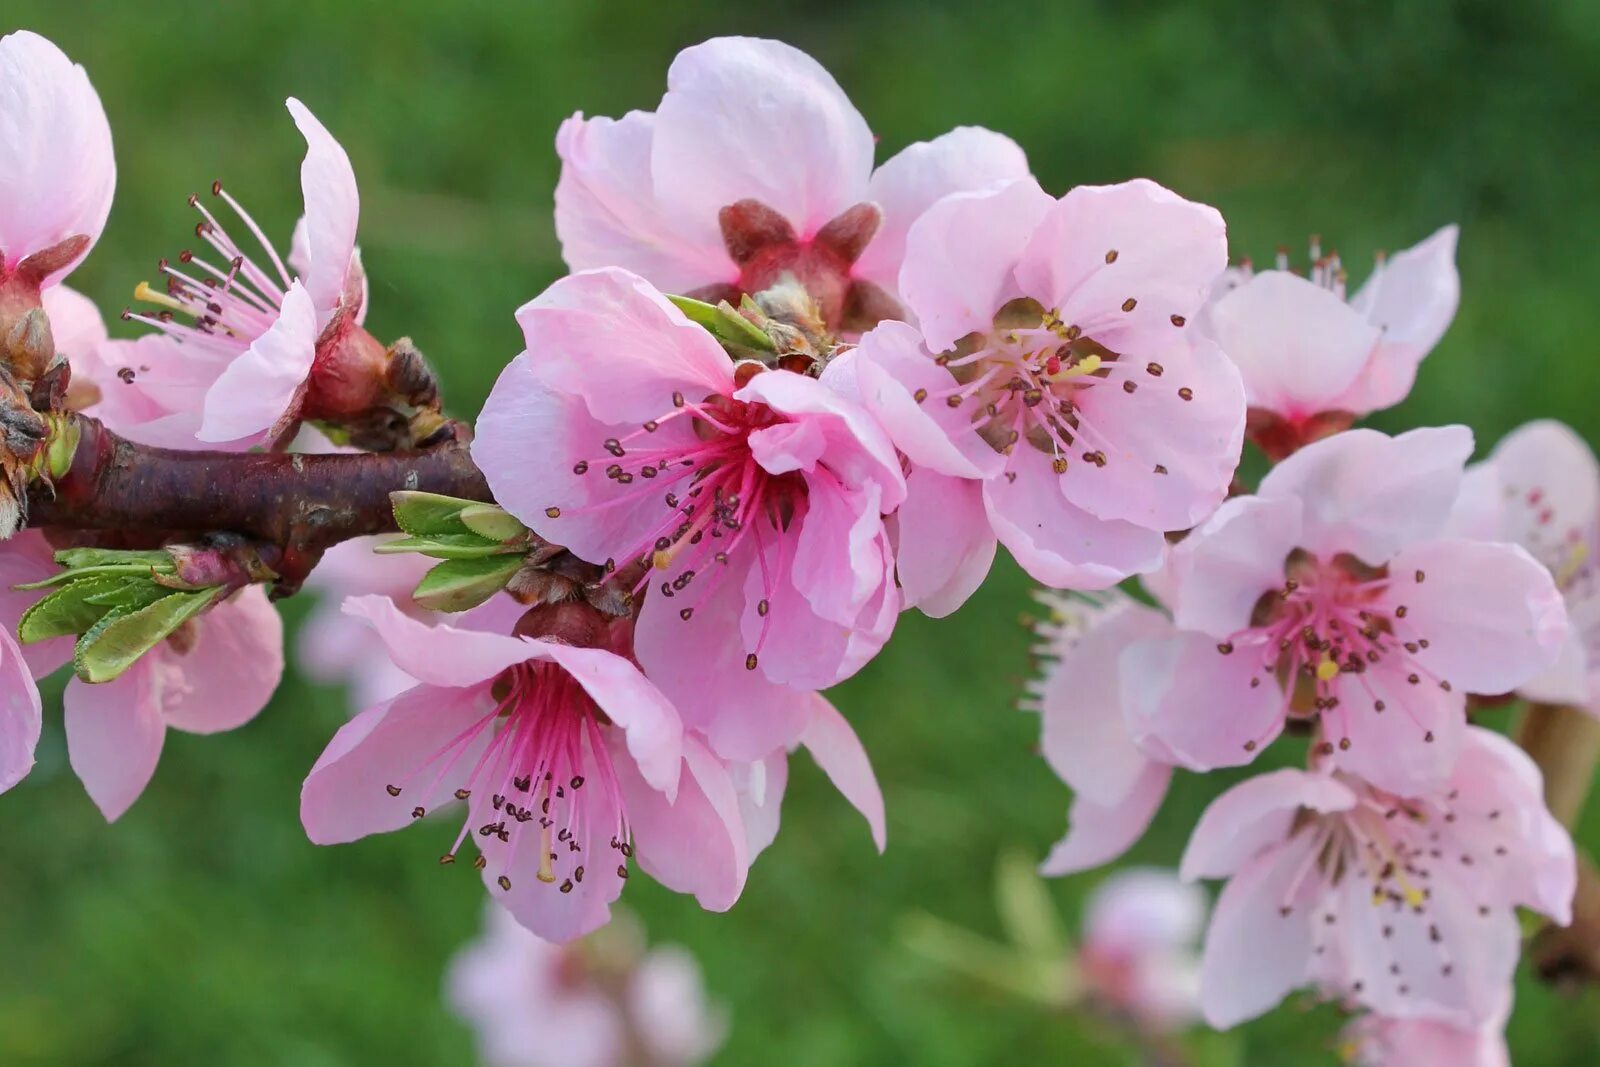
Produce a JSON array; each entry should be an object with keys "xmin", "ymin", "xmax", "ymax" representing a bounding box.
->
[{"xmin": 1518, "ymin": 704, "xmax": 1600, "ymax": 987}]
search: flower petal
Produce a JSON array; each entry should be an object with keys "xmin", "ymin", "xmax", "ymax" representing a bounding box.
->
[
  {"xmin": 1039, "ymin": 761, "xmax": 1170, "ymax": 876},
  {"xmin": 1340, "ymin": 225, "xmax": 1459, "ymax": 414},
  {"xmin": 0, "ymin": 629, "xmax": 43, "ymax": 794},
  {"xmin": 1122, "ymin": 630, "xmax": 1286, "ymax": 772},
  {"xmin": 286, "ymin": 98, "xmax": 360, "ymax": 325},
  {"xmin": 1329, "ymin": 661, "xmax": 1465, "ymax": 795},
  {"xmin": 64, "ymin": 663, "xmax": 166, "ymax": 821},
  {"xmin": 0, "ymin": 530, "xmax": 74, "ymax": 677},
  {"xmin": 158, "ymin": 587, "xmax": 284, "ymax": 734},
  {"xmin": 342, "ymin": 594, "xmax": 535, "ymax": 689},
  {"xmin": 1167, "ymin": 495, "xmax": 1304, "ymax": 638},
  {"xmin": 798, "ymin": 695, "xmax": 885, "ymax": 852},
  {"xmin": 891, "ymin": 468, "xmax": 997, "ymax": 618},
  {"xmin": 1181, "ymin": 769, "xmax": 1357, "ymax": 881},
  {"xmin": 620, "ymin": 732, "xmax": 749, "ymax": 912},
  {"xmin": 196, "ymin": 280, "xmax": 319, "ymax": 444},
  {"xmin": 535, "ymin": 641, "xmax": 683, "ymax": 799}
]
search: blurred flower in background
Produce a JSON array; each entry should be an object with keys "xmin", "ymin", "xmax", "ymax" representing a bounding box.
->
[{"xmin": 446, "ymin": 903, "xmax": 727, "ymax": 1067}]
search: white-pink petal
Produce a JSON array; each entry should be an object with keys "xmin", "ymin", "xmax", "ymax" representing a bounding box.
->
[
  {"xmin": 196, "ymin": 280, "xmax": 319, "ymax": 444},
  {"xmin": 286, "ymin": 97, "xmax": 361, "ymax": 326}
]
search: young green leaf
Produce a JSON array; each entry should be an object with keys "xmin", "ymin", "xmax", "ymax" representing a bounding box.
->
[
  {"xmin": 411, "ymin": 555, "xmax": 525, "ymax": 612},
  {"xmin": 16, "ymin": 575, "xmax": 128, "ymax": 643},
  {"xmin": 372, "ymin": 533, "xmax": 512, "ymax": 560},
  {"xmin": 389, "ymin": 491, "xmax": 476, "ymax": 537},
  {"xmin": 457, "ymin": 504, "xmax": 526, "ymax": 543},
  {"xmin": 73, "ymin": 586, "xmax": 223, "ymax": 684},
  {"xmin": 666, "ymin": 294, "xmax": 775, "ymax": 353}
]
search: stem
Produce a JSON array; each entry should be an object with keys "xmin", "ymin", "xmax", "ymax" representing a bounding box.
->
[
  {"xmin": 24, "ymin": 414, "xmax": 492, "ymax": 591},
  {"xmin": 1517, "ymin": 704, "xmax": 1600, "ymax": 987}
]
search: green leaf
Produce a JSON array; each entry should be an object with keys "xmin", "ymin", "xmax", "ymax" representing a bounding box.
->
[
  {"xmin": 457, "ymin": 504, "xmax": 526, "ymax": 543},
  {"xmin": 371, "ymin": 533, "xmax": 510, "ymax": 560},
  {"xmin": 411, "ymin": 555, "xmax": 525, "ymax": 612},
  {"xmin": 16, "ymin": 576, "xmax": 128, "ymax": 643},
  {"xmin": 667, "ymin": 294, "xmax": 775, "ymax": 353},
  {"xmin": 54, "ymin": 548, "xmax": 172, "ymax": 571},
  {"xmin": 389, "ymin": 491, "xmax": 476, "ymax": 537},
  {"xmin": 73, "ymin": 586, "xmax": 222, "ymax": 684}
]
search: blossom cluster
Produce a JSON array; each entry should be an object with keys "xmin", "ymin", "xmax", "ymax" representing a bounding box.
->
[{"xmin": 0, "ymin": 27, "xmax": 1588, "ymax": 1063}]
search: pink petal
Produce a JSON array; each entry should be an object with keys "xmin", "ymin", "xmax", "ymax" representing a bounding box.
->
[
  {"xmin": 733, "ymin": 752, "xmax": 788, "ymax": 861},
  {"xmin": 64, "ymin": 662, "xmax": 166, "ymax": 821},
  {"xmin": 1121, "ymin": 630, "xmax": 1285, "ymax": 771},
  {"xmin": 0, "ymin": 628, "xmax": 42, "ymax": 794},
  {"xmin": 158, "ymin": 587, "xmax": 284, "ymax": 734},
  {"xmin": 1205, "ymin": 271, "xmax": 1379, "ymax": 420},
  {"xmin": 984, "ymin": 447, "xmax": 1166, "ymax": 590},
  {"xmin": 1167, "ymin": 495, "xmax": 1303, "ymax": 637},
  {"xmin": 1056, "ymin": 332, "xmax": 1245, "ymax": 530},
  {"xmin": 1014, "ymin": 179, "xmax": 1227, "ymax": 355},
  {"xmin": 1341, "ymin": 225, "xmax": 1460, "ymax": 414},
  {"xmin": 1329, "ymin": 661, "xmax": 1465, "ymax": 795},
  {"xmin": 1384, "ymin": 538, "xmax": 1568, "ymax": 695},
  {"xmin": 1181, "ymin": 769, "xmax": 1357, "ymax": 881},
  {"xmin": 40, "ymin": 283, "xmax": 107, "ymax": 357},
  {"xmin": 509, "ymin": 267, "xmax": 734, "ymax": 427},
  {"xmin": 554, "ymin": 110, "xmax": 732, "ymax": 291},
  {"xmin": 286, "ymin": 98, "xmax": 361, "ymax": 326},
  {"xmin": 0, "ymin": 530, "xmax": 74, "ymax": 677},
  {"xmin": 1197, "ymin": 835, "xmax": 1321, "ymax": 1028},
  {"xmin": 897, "ymin": 176, "xmax": 1054, "ymax": 352},
  {"xmin": 798, "ymin": 695, "xmax": 885, "ymax": 852},
  {"xmin": 1039, "ymin": 597, "xmax": 1172, "ymax": 806},
  {"xmin": 619, "ymin": 732, "xmax": 748, "ymax": 912},
  {"xmin": 651, "ymin": 37, "xmax": 874, "ymax": 239},
  {"xmin": 535, "ymin": 641, "xmax": 683, "ymax": 798},
  {"xmin": 1257, "ymin": 425, "xmax": 1474, "ymax": 565},
  {"xmin": 1485, "ymin": 419, "xmax": 1599, "ymax": 558},
  {"xmin": 891, "ymin": 468, "xmax": 997, "ymax": 618},
  {"xmin": 341, "ymin": 594, "xmax": 533, "ymax": 690},
  {"xmin": 841, "ymin": 322, "xmax": 999, "ymax": 479},
  {"xmin": 1039, "ymin": 761, "xmax": 1170, "ymax": 876},
  {"xmin": 196, "ymin": 280, "xmax": 319, "ymax": 444},
  {"xmin": 788, "ymin": 479, "xmax": 886, "ymax": 626},
  {"xmin": 300, "ymin": 682, "xmax": 492, "ymax": 844},
  {"xmin": 0, "ymin": 30, "xmax": 115, "ymax": 283},
  {"xmin": 854, "ymin": 126, "xmax": 1031, "ymax": 296}
]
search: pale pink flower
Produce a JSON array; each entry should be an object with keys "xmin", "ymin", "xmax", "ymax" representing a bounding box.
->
[
  {"xmin": 123, "ymin": 98, "xmax": 370, "ymax": 447},
  {"xmin": 1447, "ymin": 420, "xmax": 1600, "ymax": 716},
  {"xmin": 1141, "ymin": 426, "xmax": 1566, "ymax": 794},
  {"xmin": 0, "ymin": 626, "xmax": 42, "ymax": 795},
  {"xmin": 732, "ymin": 693, "xmax": 886, "ymax": 859},
  {"xmin": 474, "ymin": 268, "xmax": 904, "ymax": 760},
  {"xmin": 0, "ymin": 529, "xmax": 284, "ymax": 818},
  {"xmin": 1343, "ymin": 1002, "xmax": 1509, "ymax": 1067},
  {"xmin": 298, "ymin": 536, "xmax": 438, "ymax": 706},
  {"xmin": 0, "ymin": 30, "xmax": 114, "ymax": 297},
  {"xmin": 1079, "ymin": 867, "xmax": 1204, "ymax": 1031},
  {"xmin": 446, "ymin": 904, "xmax": 727, "ymax": 1067},
  {"xmin": 1027, "ymin": 589, "xmax": 1177, "ymax": 876},
  {"xmin": 555, "ymin": 36, "xmax": 1031, "ymax": 331},
  {"xmin": 843, "ymin": 176, "xmax": 1245, "ymax": 612},
  {"xmin": 1201, "ymin": 228, "xmax": 1459, "ymax": 458},
  {"xmin": 1181, "ymin": 727, "xmax": 1574, "ymax": 1029},
  {"xmin": 300, "ymin": 596, "xmax": 749, "ymax": 942}
]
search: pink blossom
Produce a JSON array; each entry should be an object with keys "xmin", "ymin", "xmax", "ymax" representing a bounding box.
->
[
  {"xmin": 298, "ymin": 536, "xmax": 439, "ymax": 706},
  {"xmin": 1027, "ymin": 589, "xmax": 1176, "ymax": 876},
  {"xmin": 300, "ymin": 596, "xmax": 748, "ymax": 942},
  {"xmin": 1140, "ymin": 426, "xmax": 1566, "ymax": 794},
  {"xmin": 555, "ymin": 36, "xmax": 1030, "ymax": 331},
  {"xmin": 474, "ymin": 268, "xmax": 904, "ymax": 760},
  {"xmin": 0, "ymin": 530, "xmax": 284, "ymax": 818},
  {"xmin": 844, "ymin": 177, "xmax": 1245, "ymax": 611},
  {"xmin": 1201, "ymin": 228, "xmax": 1458, "ymax": 458},
  {"xmin": 0, "ymin": 30, "xmax": 115, "ymax": 296},
  {"xmin": 1181, "ymin": 727, "xmax": 1574, "ymax": 1029},
  {"xmin": 1343, "ymin": 1003, "xmax": 1509, "ymax": 1067},
  {"xmin": 0, "ymin": 625, "xmax": 42, "ymax": 795},
  {"xmin": 1079, "ymin": 867, "xmax": 1204, "ymax": 1030},
  {"xmin": 1447, "ymin": 420, "xmax": 1600, "ymax": 715},
  {"xmin": 123, "ymin": 98, "xmax": 372, "ymax": 447},
  {"xmin": 446, "ymin": 904, "xmax": 727, "ymax": 1067}
]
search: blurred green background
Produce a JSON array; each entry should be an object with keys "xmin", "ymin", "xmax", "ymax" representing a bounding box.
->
[{"xmin": 4, "ymin": 1, "xmax": 1599, "ymax": 1064}]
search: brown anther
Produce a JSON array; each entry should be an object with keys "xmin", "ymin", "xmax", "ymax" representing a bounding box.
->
[
  {"xmin": 1104, "ymin": 249, "xmax": 1119, "ymax": 263},
  {"xmin": 1121, "ymin": 297, "xmax": 1138, "ymax": 312},
  {"xmin": 385, "ymin": 784, "xmax": 402, "ymax": 797},
  {"xmin": 545, "ymin": 506, "xmax": 561, "ymax": 518}
]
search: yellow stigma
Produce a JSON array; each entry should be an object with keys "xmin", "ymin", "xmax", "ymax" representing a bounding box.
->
[
  {"xmin": 1046, "ymin": 354, "xmax": 1102, "ymax": 382},
  {"xmin": 1556, "ymin": 541, "xmax": 1589, "ymax": 588},
  {"xmin": 536, "ymin": 823, "xmax": 556, "ymax": 884},
  {"xmin": 133, "ymin": 280, "xmax": 183, "ymax": 312},
  {"xmin": 1402, "ymin": 885, "xmax": 1426, "ymax": 908},
  {"xmin": 1315, "ymin": 657, "xmax": 1340, "ymax": 682}
]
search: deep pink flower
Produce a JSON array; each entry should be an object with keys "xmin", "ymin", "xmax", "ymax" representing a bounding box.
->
[
  {"xmin": 1028, "ymin": 589, "xmax": 1177, "ymax": 876},
  {"xmin": 844, "ymin": 177, "xmax": 1245, "ymax": 611},
  {"xmin": 0, "ymin": 31, "xmax": 114, "ymax": 299},
  {"xmin": 1447, "ymin": 420, "xmax": 1600, "ymax": 715},
  {"xmin": 0, "ymin": 528, "xmax": 284, "ymax": 819},
  {"xmin": 123, "ymin": 98, "xmax": 370, "ymax": 447},
  {"xmin": 446, "ymin": 904, "xmax": 727, "ymax": 1067},
  {"xmin": 1343, "ymin": 1003, "xmax": 1509, "ymax": 1067},
  {"xmin": 554, "ymin": 36, "xmax": 1030, "ymax": 331},
  {"xmin": 1181, "ymin": 728, "xmax": 1574, "ymax": 1028},
  {"xmin": 474, "ymin": 268, "xmax": 904, "ymax": 760},
  {"xmin": 301, "ymin": 596, "xmax": 748, "ymax": 941},
  {"xmin": 1140, "ymin": 426, "xmax": 1566, "ymax": 794},
  {"xmin": 1201, "ymin": 228, "xmax": 1458, "ymax": 458},
  {"xmin": 1079, "ymin": 867, "xmax": 1203, "ymax": 1030}
]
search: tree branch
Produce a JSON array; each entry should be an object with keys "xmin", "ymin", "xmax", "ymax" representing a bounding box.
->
[{"xmin": 24, "ymin": 414, "xmax": 492, "ymax": 591}]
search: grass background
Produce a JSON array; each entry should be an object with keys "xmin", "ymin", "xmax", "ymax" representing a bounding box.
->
[{"xmin": 3, "ymin": 1, "xmax": 1599, "ymax": 1063}]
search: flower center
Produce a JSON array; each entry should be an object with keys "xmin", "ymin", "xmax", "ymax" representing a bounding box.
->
[{"xmin": 384, "ymin": 662, "xmax": 631, "ymax": 895}]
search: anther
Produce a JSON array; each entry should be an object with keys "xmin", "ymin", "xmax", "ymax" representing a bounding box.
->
[
  {"xmin": 545, "ymin": 506, "xmax": 561, "ymax": 518},
  {"xmin": 386, "ymin": 784, "xmax": 402, "ymax": 797},
  {"xmin": 1121, "ymin": 298, "xmax": 1137, "ymax": 312},
  {"xmin": 745, "ymin": 653, "xmax": 758, "ymax": 670}
]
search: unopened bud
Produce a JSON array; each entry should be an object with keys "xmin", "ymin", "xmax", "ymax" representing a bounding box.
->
[{"xmin": 2, "ymin": 308, "xmax": 55, "ymax": 384}]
